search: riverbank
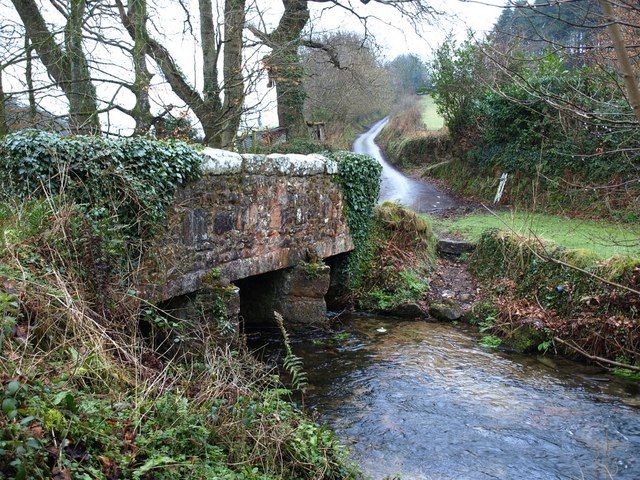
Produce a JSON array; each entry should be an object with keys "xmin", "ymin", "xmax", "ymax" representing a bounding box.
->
[
  {"xmin": 360, "ymin": 110, "xmax": 640, "ymax": 376},
  {"xmin": 0, "ymin": 133, "xmax": 367, "ymax": 479}
]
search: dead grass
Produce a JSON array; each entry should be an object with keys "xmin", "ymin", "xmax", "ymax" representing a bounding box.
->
[
  {"xmin": 0, "ymin": 197, "xmax": 359, "ymax": 479},
  {"xmin": 470, "ymin": 229, "xmax": 640, "ymax": 368}
]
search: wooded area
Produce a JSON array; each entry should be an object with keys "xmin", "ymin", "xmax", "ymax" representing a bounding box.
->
[{"xmin": 0, "ymin": 0, "xmax": 436, "ymax": 146}]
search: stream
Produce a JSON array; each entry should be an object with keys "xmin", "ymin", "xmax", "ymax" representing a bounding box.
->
[
  {"xmin": 249, "ymin": 316, "xmax": 640, "ymax": 480},
  {"xmin": 252, "ymin": 121, "xmax": 640, "ymax": 479}
]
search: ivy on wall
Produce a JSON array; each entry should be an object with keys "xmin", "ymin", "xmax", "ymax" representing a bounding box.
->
[
  {"xmin": 0, "ymin": 130, "xmax": 202, "ymax": 243},
  {"xmin": 330, "ymin": 151, "xmax": 382, "ymax": 287}
]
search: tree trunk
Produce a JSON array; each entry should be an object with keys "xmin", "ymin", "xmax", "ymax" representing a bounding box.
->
[
  {"xmin": 128, "ymin": 0, "xmax": 153, "ymax": 135},
  {"xmin": 221, "ymin": 0, "xmax": 246, "ymax": 147},
  {"xmin": 265, "ymin": 0, "xmax": 310, "ymax": 140},
  {"xmin": 12, "ymin": 0, "xmax": 100, "ymax": 134},
  {"xmin": 25, "ymin": 37, "xmax": 36, "ymax": 123},
  {"xmin": 269, "ymin": 46, "xmax": 308, "ymax": 140},
  {"xmin": 65, "ymin": 0, "xmax": 100, "ymax": 134},
  {"xmin": 598, "ymin": 0, "xmax": 640, "ymax": 123},
  {"xmin": 0, "ymin": 68, "xmax": 7, "ymax": 136},
  {"xmin": 198, "ymin": 0, "xmax": 224, "ymax": 146}
]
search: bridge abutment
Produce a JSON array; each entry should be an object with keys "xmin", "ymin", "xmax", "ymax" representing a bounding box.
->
[{"xmin": 235, "ymin": 262, "xmax": 331, "ymax": 327}]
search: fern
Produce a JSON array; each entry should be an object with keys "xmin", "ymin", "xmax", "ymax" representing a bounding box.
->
[{"xmin": 274, "ymin": 311, "xmax": 308, "ymax": 393}]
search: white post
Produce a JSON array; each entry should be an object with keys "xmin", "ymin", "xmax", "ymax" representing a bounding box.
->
[{"xmin": 494, "ymin": 173, "xmax": 508, "ymax": 204}]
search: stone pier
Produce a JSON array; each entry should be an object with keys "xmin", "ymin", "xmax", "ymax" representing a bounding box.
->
[
  {"xmin": 140, "ymin": 148, "xmax": 354, "ymax": 329},
  {"xmin": 234, "ymin": 262, "xmax": 331, "ymax": 327}
]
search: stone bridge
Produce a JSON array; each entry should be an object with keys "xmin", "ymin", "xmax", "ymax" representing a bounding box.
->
[{"xmin": 141, "ymin": 148, "xmax": 354, "ymax": 328}]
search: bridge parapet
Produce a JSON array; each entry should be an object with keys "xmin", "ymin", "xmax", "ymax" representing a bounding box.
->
[{"xmin": 141, "ymin": 148, "xmax": 353, "ymax": 305}]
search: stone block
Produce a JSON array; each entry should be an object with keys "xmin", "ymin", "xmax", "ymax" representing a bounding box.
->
[
  {"xmin": 324, "ymin": 156, "xmax": 338, "ymax": 174},
  {"xmin": 388, "ymin": 302, "xmax": 427, "ymax": 319},
  {"xmin": 266, "ymin": 153, "xmax": 326, "ymax": 175},
  {"xmin": 201, "ymin": 148, "xmax": 243, "ymax": 175},
  {"xmin": 437, "ymin": 237, "xmax": 476, "ymax": 256},
  {"xmin": 279, "ymin": 263, "xmax": 330, "ymax": 298},
  {"xmin": 241, "ymin": 153, "xmax": 270, "ymax": 174},
  {"xmin": 429, "ymin": 301, "xmax": 463, "ymax": 321},
  {"xmin": 276, "ymin": 296, "xmax": 328, "ymax": 326},
  {"xmin": 274, "ymin": 263, "xmax": 331, "ymax": 325}
]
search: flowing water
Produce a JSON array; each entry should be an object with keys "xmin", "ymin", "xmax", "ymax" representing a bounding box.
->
[
  {"xmin": 249, "ymin": 316, "xmax": 640, "ymax": 480},
  {"xmin": 251, "ymin": 122, "xmax": 640, "ymax": 478}
]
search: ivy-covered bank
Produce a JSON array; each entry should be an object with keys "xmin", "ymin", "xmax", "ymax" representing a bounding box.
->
[
  {"xmin": 467, "ymin": 230, "xmax": 640, "ymax": 375},
  {"xmin": 355, "ymin": 202, "xmax": 437, "ymax": 312},
  {"xmin": 0, "ymin": 131, "xmax": 371, "ymax": 479},
  {"xmin": 0, "ymin": 130, "xmax": 202, "ymax": 245},
  {"xmin": 329, "ymin": 151, "xmax": 438, "ymax": 314}
]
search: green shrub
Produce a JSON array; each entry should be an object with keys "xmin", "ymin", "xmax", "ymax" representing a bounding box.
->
[
  {"xmin": 428, "ymin": 41, "xmax": 640, "ymax": 219},
  {"xmin": 480, "ymin": 335, "xmax": 502, "ymax": 349},
  {"xmin": 431, "ymin": 36, "xmax": 485, "ymax": 136},
  {"xmin": 0, "ymin": 130, "xmax": 202, "ymax": 243},
  {"xmin": 330, "ymin": 151, "xmax": 382, "ymax": 289},
  {"xmin": 355, "ymin": 203, "xmax": 436, "ymax": 312},
  {"xmin": 0, "ymin": 373, "xmax": 358, "ymax": 479}
]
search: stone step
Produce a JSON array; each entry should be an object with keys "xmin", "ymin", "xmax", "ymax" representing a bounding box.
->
[{"xmin": 437, "ymin": 237, "xmax": 476, "ymax": 257}]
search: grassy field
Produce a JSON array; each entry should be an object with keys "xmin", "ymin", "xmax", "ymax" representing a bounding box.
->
[
  {"xmin": 421, "ymin": 95, "xmax": 445, "ymax": 130},
  {"xmin": 429, "ymin": 211, "xmax": 640, "ymax": 259}
]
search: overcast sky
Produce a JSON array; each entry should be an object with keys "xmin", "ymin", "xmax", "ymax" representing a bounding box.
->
[
  {"xmin": 306, "ymin": 0, "xmax": 503, "ymax": 59},
  {"xmin": 238, "ymin": 0, "xmax": 503, "ymax": 128},
  {"xmin": 245, "ymin": 0, "xmax": 503, "ymax": 128}
]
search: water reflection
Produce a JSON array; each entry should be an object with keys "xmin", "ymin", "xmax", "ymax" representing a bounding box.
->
[{"xmin": 249, "ymin": 316, "xmax": 640, "ymax": 479}]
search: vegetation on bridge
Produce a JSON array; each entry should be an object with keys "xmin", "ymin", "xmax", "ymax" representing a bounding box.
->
[
  {"xmin": 0, "ymin": 130, "xmax": 203, "ymax": 247},
  {"xmin": 0, "ymin": 137, "xmax": 368, "ymax": 479}
]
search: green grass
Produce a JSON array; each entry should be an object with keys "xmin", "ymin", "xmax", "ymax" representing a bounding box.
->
[
  {"xmin": 421, "ymin": 95, "xmax": 445, "ymax": 130},
  {"xmin": 430, "ymin": 211, "xmax": 640, "ymax": 259}
]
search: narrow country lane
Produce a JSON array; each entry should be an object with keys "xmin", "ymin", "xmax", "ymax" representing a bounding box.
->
[{"xmin": 353, "ymin": 118, "xmax": 458, "ymax": 212}]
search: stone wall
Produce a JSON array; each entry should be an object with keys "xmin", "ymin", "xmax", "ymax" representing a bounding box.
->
[
  {"xmin": 236, "ymin": 264, "xmax": 331, "ymax": 326},
  {"xmin": 141, "ymin": 148, "xmax": 353, "ymax": 304}
]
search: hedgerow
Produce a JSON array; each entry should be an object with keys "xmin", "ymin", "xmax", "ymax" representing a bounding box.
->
[
  {"xmin": 0, "ymin": 130, "xmax": 202, "ymax": 244},
  {"xmin": 429, "ymin": 41, "xmax": 640, "ymax": 219},
  {"xmin": 377, "ymin": 102, "xmax": 451, "ymax": 168}
]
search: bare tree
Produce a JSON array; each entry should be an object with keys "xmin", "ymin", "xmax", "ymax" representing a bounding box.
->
[
  {"xmin": 598, "ymin": 0, "xmax": 640, "ymax": 122},
  {"xmin": 250, "ymin": 0, "xmax": 437, "ymax": 141},
  {"xmin": 0, "ymin": 68, "xmax": 7, "ymax": 136},
  {"xmin": 11, "ymin": 0, "xmax": 100, "ymax": 134},
  {"xmin": 303, "ymin": 32, "xmax": 391, "ymax": 126},
  {"xmin": 116, "ymin": 0, "xmax": 247, "ymax": 147}
]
